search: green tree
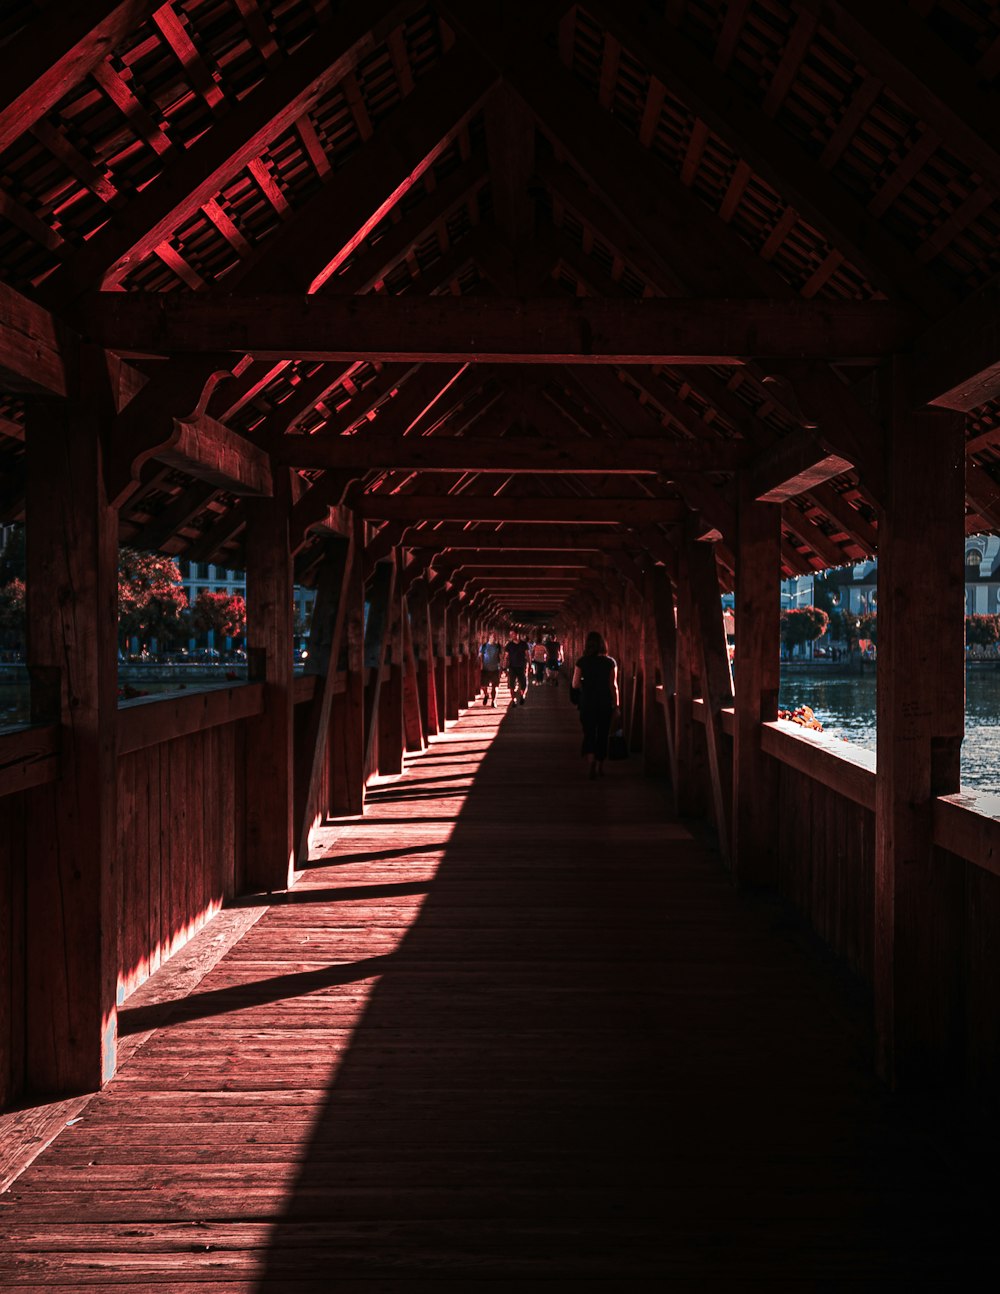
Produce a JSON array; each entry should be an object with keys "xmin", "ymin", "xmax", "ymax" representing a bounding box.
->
[
  {"xmin": 118, "ymin": 548, "xmax": 188, "ymax": 649},
  {"xmin": 190, "ymin": 590, "xmax": 246, "ymax": 644},
  {"xmin": 858, "ymin": 611, "xmax": 877, "ymax": 645},
  {"xmin": 0, "ymin": 525, "xmax": 25, "ymax": 585},
  {"xmin": 966, "ymin": 613, "xmax": 1000, "ymax": 649},
  {"xmin": 0, "ymin": 577, "xmax": 25, "ymax": 649},
  {"xmin": 780, "ymin": 606, "xmax": 830, "ymax": 654},
  {"xmin": 829, "ymin": 608, "xmax": 860, "ymax": 650}
]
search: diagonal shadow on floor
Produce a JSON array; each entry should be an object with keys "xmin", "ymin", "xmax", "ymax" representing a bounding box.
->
[{"xmin": 3, "ymin": 688, "xmax": 998, "ymax": 1288}]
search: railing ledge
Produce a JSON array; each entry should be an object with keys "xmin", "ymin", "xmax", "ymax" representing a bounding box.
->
[
  {"xmin": 118, "ymin": 683, "xmax": 265, "ymax": 756},
  {"xmin": 0, "ymin": 722, "xmax": 60, "ymax": 797}
]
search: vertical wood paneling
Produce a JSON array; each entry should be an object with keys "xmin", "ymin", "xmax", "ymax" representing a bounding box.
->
[
  {"xmin": 115, "ymin": 720, "xmax": 248, "ymax": 1004},
  {"xmin": 774, "ymin": 762, "xmax": 875, "ymax": 984},
  {"xmin": 963, "ymin": 861, "xmax": 1000, "ymax": 1085},
  {"xmin": 0, "ymin": 796, "xmax": 27, "ymax": 1109}
]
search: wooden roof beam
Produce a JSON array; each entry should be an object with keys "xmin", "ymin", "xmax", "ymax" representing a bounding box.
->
[
  {"xmin": 275, "ymin": 431, "xmax": 749, "ymax": 473},
  {"xmin": 396, "ymin": 525, "xmax": 632, "ymax": 549},
  {"xmin": 0, "ymin": 0, "xmax": 158, "ymax": 155},
  {"xmin": 355, "ymin": 495, "xmax": 686, "ymax": 523},
  {"xmin": 747, "ymin": 431, "xmax": 854, "ymax": 503},
  {"xmin": 799, "ymin": 0, "xmax": 1000, "ymax": 199},
  {"xmin": 485, "ymin": 81, "xmax": 536, "ymax": 269},
  {"xmin": 132, "ymin": 481, "xmax": 218, "ymax": 554},
  {"xmin": 434, "ymin": 551, "xmax": 596, "ymax": 568},
  {"xmin": 51, "ymin": 0, "xmax": 426, "ymax": 296},
  {"xmin": 805, "ymin": 482, "xmax": 878, "ymax": 554},
  {"xmin": 86, "ymin": 294, "xmax": 915, "ymax": 363},
  {"xmin": 592, "ymin": 0, "xmax": 953, "ymax": 317},
  {"xmin": 155, "ymin": 414, "xmax": 273, "ymax": 497},
  {"xmin": 910, "ymin": 278, "xmax": 1000, "ymax": 412},
  {"xmin": 0, "ymin": 280, "xmax": 68, "ymax": 397},
  {"xmin": 548, "ymin": 194, "xmax": 883, "ymax": 519},
  {"xmin": 105, "ymin": 70, "xmax": 492, "ymax": 507},
  {"xmin": 500, "ymin": 41, "xmax": 889, "ymax": 499},
  {"xmin": 287, "ymin": 366, "xmax": 488, "ymax": 546}
]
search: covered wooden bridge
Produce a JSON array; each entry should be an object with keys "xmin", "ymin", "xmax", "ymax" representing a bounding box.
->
[{"xmin": 2, "ymin": 0, "xmax": 1000, "ymax": 1283}]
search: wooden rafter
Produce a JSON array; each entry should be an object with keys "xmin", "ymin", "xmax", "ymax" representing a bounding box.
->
[
  {"xmin": 50, "ymin": 0, "xmax": 427, "ymax": 296},
  {"xmin": 590, "ymin": 0, "xmax": 952, "ymax": 316},
  {"xmin": 0, "ymin": 1, "xmax": 158, "ymax": 155}
]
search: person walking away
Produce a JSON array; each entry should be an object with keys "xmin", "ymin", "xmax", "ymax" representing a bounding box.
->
[
  {"xmin": 530, "ymin": 637, "xmax": 547, "ymax": 687},
  {"xmin": 505, "ymin": 633, "xmax": 529, "ymax": 706},
  {"xmin": 572, "ymin": 631, "xmax": 619, "ymax": 778},
  {"xmin": 545, "ymin": 634, "xmax": 563, "ymax": 685},
  {"xmin": 479, "ymin": 633, "xmax": 502, "ymax": 706}
]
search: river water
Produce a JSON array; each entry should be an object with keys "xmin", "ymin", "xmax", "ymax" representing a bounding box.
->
[{"xmin": 779, "ymin": 668, "xmax": 1000, "ymax": 794}]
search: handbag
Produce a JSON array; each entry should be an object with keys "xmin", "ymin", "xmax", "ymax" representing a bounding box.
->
[{"xmin": 608, "ymin": 728, "xmax": 629, "ymax": 760}]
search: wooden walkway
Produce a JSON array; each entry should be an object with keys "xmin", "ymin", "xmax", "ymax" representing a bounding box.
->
[{"xmin": 1, "ymin": 684, "xmax": 997, "ymax": 1289}]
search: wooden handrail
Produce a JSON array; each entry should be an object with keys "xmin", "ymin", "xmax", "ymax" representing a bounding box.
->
[
  {"xmin": 0, "ymin": 723, "xmax": 59, "ymax": 798},
  {"xmin": 761, "ymin": 719, "xmax": 876, "ymax": 812},
  {"xmin": 934, "ymin": 792, "xmax": 1000, "ymax": 880},
  {"xmin": 118, "ymin": 683, "xmax": 264, "ymax": 756},
  {"xmin": 689, "ymin": 697, "xmax": 735, "ymax": 736}
]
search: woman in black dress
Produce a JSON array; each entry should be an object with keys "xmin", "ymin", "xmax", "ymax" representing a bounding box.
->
[{"xmin": 571, "ymin": 631, "xmax": 620, "ymax": 779}]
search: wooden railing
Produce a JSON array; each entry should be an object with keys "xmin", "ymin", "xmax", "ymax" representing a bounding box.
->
[
  {"xmin": 116, "ymin": 683, "xmax": 264, "ymax": 1001},
  {"xmin": 689, "ymin": 699, "xmax": 1000, "ymax": 1080}
]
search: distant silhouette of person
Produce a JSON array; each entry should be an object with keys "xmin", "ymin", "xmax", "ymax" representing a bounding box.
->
[
  {"xmin": 545, "ymin": 633, "xmax": 563, "ymax": 685},
  {"xmin": 530, "ymin": 637, "xmax": 548, "ymax": 686},
  {"xmin": 572, "ymin": 631, "xmax": 620, "ymax": 778},
  {"xmin": 504, "ymin": 633, "xmax": 529, "ymax": 706}
]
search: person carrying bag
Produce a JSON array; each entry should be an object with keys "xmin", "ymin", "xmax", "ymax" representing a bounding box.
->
[{"xmin": 571, "ymin": 631, "xmax": 620, "ymax": 779}]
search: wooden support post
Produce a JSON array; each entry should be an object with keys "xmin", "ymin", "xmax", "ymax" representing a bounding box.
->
[
  {"xmin": 641, "ymin": 568, "xmax": 670, "ymax": 778},
  {"xmin": 432, "ymin": 596, "xmax": 453, "ymax": 723},
  {"xmin": 329, "ymin": 516, "xmax": 366, "ymax": 817},
  {"xmin": 401, "ymin": 594, "xmax": 425, "ymax": 753},
  {"xmin": 628, "ymin": 591, "xmax": 645, "ymax": 753},
  {"xmin": 408, "ymin": 578, "xmax": 439, "ymax": 737},
  {"xmin": 244, "ymin": 471, "xmax": 295, "ymax": 892},
  {"xmin": 647, "ymin": 565, "xmax": 680, "ymax": 803},
  {"xmin": 875, "ymin": 376, "xmax": 966, "ymax": 1089},
  {"xmin": 687, "ymin": 534, "xmax": 735, "ymax": 866},
  {"xmin": 377, "ymin": 569, "xmax": 405, "ymax": 777},
  {"xmin": 732, "ymin": 483, "xmax": 781, "ymax": 887},
  {"xmin": 674, "ymin": 554, "xmax": 705, "ymax": 818},
  {"xmin": 457, "ymin": 610, "xmax": 473, "ymax": 707},
  {"xmin": 447, "ymin": 604, "xmax": 463, "ymax": 719},
  {"xmin": 25, "ymin": 349, "xmax": 120, "ymax": 1095},
  {"xmin": 363, "ymin": 559, "xmax": 397, "ymax": 780},
  {"xmin": 293, "ymin": 532, "xmax": 354, "ymax": 865}
]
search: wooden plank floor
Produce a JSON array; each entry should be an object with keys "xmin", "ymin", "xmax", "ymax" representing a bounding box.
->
[{"xmin": 1, "ymin": 682, "xmax": 998, "ymax": 1289}]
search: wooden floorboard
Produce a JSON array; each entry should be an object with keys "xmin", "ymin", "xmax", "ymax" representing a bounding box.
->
[{"xmin": 1, "ymin": 682, "xmax": 998, "ymax": 1287}]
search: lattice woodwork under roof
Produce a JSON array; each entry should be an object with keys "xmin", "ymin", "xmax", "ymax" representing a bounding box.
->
[{"xmin": 3, "ymin": 0, "xmax": 1000, "ymax": 576}]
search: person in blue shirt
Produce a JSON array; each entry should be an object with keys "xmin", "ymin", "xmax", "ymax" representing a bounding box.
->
[{"xmin": 478, "ymin": 632, "xmax": 502, "ymax": 707}]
